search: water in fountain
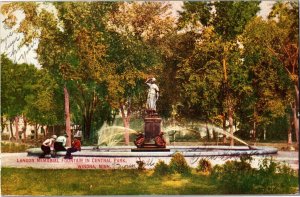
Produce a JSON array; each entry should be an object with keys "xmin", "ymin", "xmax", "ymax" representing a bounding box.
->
[
  {"xmin": 98, "ymin": 123, "xmax": 139, "ymax": 146},
  {"xmin": 97, "ymin": 120, "xmax": 250, "ymax": 148},
  {"xmin": 163, "ymin": 123, "xmax": 251, "ymax": 148}
]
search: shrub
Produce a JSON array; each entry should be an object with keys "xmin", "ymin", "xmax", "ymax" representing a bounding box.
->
[
  {"xmin": 136, "ymin": 160, "xmax": 145, "ymax": 171},
  {"xmin": 255, "ymin": 158, "xmax": 298, "ymax": 194},
  {"xmin": 169, "ymin": 152, "xmax": 191, "ymax": 175},
  {"xmin": 153, "ymin": 160, "xmax": 171, "ymax": 176},
  {"xmin": 211, "ymin": 159, "xmax": 255, "ymax": 193},
  {"xmin": 196, "ymin": 158, "xmax": 212, "ymax": 173},
  {"xmin": 211, "ymin": 156, "xmax": 298, "ymax": 194},
  {"xmin": 210, "ymin": 164, "xmax": 223, "ymax": 181}
]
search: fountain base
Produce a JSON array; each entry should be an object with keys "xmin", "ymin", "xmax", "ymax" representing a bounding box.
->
[
  {"xmin": 133, "ymin": 111, "xmax": 168, "ymax": 151},
  {"xmin": 131, "ymin": 147, "xmax": 170, "ymax": 152}
]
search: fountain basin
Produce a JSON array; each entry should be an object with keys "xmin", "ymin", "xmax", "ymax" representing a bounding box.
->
[
  {"xmin": 27, "ymin": 145, "xmax": 277, "ymax": 156},
  {"xmin": 27, "ymin": 145, "xmax": 277, "ymax": 157},
  {"xmin": 24, "ymin": 146, "xmax": 278, "ymax": 169}
]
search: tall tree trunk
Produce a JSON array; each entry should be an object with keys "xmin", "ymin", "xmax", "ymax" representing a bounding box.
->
[
  {"xmin": 252, "ymin": 121, "xmax": 256, "ymax": 142},
  {"xmin": 23, "ymin": 115, "xmax": 27, "ymax": 140},
  {"xmin": 9, "ymin": 118, "xmax": 15, "ymax": 141},
  {"xmin": 15, "ymin": 116, "xmax": 19, "ymax": 141},
  {"xmin": 82, "ymin": 99, "xmax": 96, "ymax": 142},
  {"xmin": 228, "ymin": 107, "xmax": 234, "ymax": 146},
  {"xmin": 34, "ymin": 123, "xmax": 38, "ymax": 140},
  {"xmin": 123, "ymin": 118, "xmax": 130, "ymax": 145},
  {"xmin": 292, "ymin": 104, "xmax": 298, "ymax": 143},
  {"xmin": 83, "ymin": 115, "xmax": 92, "ymax": 141},
  {"xmin": 287, "ymin": 129, "xmax": 292, "ymax": 144},
  {"xmin": 1, "ymin": 116, "xmax": 5, "ymax": 133},
  {"xmin": 120, "ymin": 103, "xmax": 131, "ymax": 145},
  {"xmin": 292, "ymin": 85, "xmax": 299, "ymax": 143},
  {"xmin": 45, "ymin": 126, "xmax": 48, "ymax": 137},
  {"xmin": 64, "ymin": 85, "xmax": 71, "ymax": 147},
  {"xmin": 287, "ymin": 113, "xmax": 293, "ymax": 144},
  {"xmin": 205, "ymin": 121, "xmax": 210, "ymax": 142},
  {"xmin": 223, "ymin": 44, "xmax": 234, "ymax": 145},
  {"xmin": 222, "ymin": 113, "xmax": 227, "ymax": 143}
]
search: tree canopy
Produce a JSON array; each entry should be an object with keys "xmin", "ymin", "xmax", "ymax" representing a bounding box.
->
[{"xmin": 1, "ymin": 1, "xmax": 298, "ymax": 144}]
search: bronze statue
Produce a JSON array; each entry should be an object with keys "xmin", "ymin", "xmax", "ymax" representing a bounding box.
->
[
  {"xmin": 134, "ymin": 133, "xmax": 145, "ymax": 148},
  {"xmin": 154, "ymin": 132, "xmax": 166, "ymax": 148}
]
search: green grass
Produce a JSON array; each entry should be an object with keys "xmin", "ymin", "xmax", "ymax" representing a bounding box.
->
[
  {"xmin": 1, "ymin": 163, "xmax": 298, "ymax": 195},
  {"xmin": 1, "ymin": 168, "xmax": 218, "ymax": 195},
  {"xmin": 1, "ymin": 142, "xmax": 34, "ymax": 153}
]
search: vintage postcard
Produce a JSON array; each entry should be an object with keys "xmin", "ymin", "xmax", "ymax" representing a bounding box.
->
[{"xmin": 1, "ymin": 0, "xmax": 299, "ymax": 195}]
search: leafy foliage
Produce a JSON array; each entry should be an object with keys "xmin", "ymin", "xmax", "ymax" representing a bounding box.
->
[
  {"xmin": 1, "ymin": 55, "xmax": 64, "ymax": 126},
  {"xmin": 153, "ymin": 160, "xmax": 171, "ymax": 176},
  {"xmin": 211, "ymin": 156, "xmax": 298, "ymax": 194},
  {"xmin": 196, "ymin": 158, "xmax": 212, "ymax": 173},
  {"xmin": 169, "ymin": 152, "xmax": 191, "ymax": 175},
  {"xmin": 0, "ymin": 1, "xmax": 298, "ymax": 143}
]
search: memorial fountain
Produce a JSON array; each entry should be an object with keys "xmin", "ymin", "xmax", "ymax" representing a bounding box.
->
[{"xmin": 27, "ymin": 77, "xmax": 278, "ymax": 169}]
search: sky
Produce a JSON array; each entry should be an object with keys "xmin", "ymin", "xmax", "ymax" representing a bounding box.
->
[{"xmin": 0, "ymin": 1, "xmax": 275, "ymax": 68}]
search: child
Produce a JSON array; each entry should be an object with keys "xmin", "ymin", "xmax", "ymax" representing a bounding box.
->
[
  {"xmin": 64, "ymin": 137, "xmax": 81, "ymax": 159},
  {"xmin": 40, "ymin": 135, "xmax": 57, "ymax": 158}
]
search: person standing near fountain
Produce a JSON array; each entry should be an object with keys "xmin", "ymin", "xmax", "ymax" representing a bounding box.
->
[{"xmin": 145, "ymin": 77, "xmax": 159, "ymax": 112}]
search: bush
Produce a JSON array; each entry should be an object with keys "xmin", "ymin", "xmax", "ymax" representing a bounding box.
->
[
  {"xmin": 136, "ymin": 160, "xmax": 145, "ymax": 171},
  {"xmin": 254, "ymin": 158, "xmax": 298, "ymax": 194},
  {"xmin": 211, "ymin": 156, "xmax": 298, "ymax": 194},
  {"xmin": 169, "ymin": 152, "xmax": 191, "ymax": 175},
  {"xmin": 211, "ymin": 159, "xmax": 255, "ymax": 193},
  {"xmin": 196, "ymin": 159, "xmax": 212, "ymax": 173},
  {"xmin": 153, "ymin": 160, "xmax": 171, "ymax": 176}
]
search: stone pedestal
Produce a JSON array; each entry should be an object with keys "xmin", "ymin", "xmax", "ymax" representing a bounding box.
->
[
  {"xmin": 132, "ymin": 111, "xmax": 169, "ymax": 152},
  {"xmin": 144, "ymin": 115, "xmax": 161, "ymax": 143}
]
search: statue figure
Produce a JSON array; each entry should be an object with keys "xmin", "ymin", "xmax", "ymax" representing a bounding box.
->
[{"xmin": 145, "ymin": 77, "xmax": 159, "ymax": 111}]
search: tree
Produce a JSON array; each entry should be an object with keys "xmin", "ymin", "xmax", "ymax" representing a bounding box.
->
[
  {"xmin": 1, "ymin": 54, "xmax": 64, "ymax": 141},
  {"xmin": 1, "ymin": 2, "xmax": 167, "ymax": 144},
  {"xmin": 177, "ymin": 1, "xmax": 260, "ymax": 145},
  {"xmin": 267, "ymin": 2, "xmax": 299, "ymax": 143},
  {"xmin": 23, "ymin": 69, "xmax": 65, "ymax": 137},
  {"xmin": 176, "ymin": 27, "xmax": 224, "ymax": 123},
  {"xmin": 1, "ymin": 54, "xmax": 37, "ymax": 140},
  {"xmin": 1, "ymin": 2, "xmax": 118, "ymax": 142},
  {"xmin": 241, "ymin": 11, "xmax": 298, "ymax": 143},
  {"xmin": 104, "ymin": 2, "xmax": 175, "ymax": 144}
]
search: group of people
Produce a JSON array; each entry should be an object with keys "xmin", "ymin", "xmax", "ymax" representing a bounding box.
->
[{"xmin": 40, "ymin": 134, "xmax": 81, "ymax": 159}]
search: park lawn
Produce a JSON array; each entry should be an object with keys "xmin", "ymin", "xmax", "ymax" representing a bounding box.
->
[
  {"xmin": 1, "ymin": 142, "xmax": 34, "ymax": 153},
  {"xmin": 1, "ymin": 167, "xmax": 218, "ymax": 195}
]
